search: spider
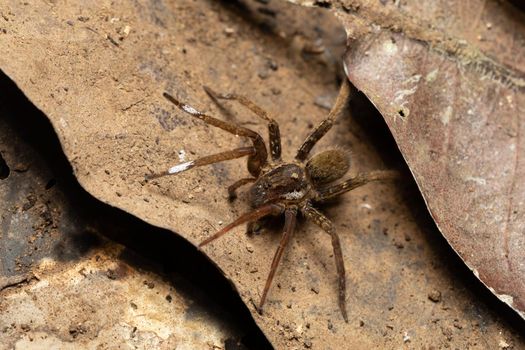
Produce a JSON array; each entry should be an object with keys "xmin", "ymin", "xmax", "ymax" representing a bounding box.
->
[{"xmin": 148, "ymin": 79, "xmax": 398, "ymax": 322}]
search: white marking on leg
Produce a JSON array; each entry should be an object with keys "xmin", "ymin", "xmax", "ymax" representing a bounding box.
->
[
  {"xmin": 168, "ymin": 161, "xmax": 194, "ymax": 174},
  {"xmin": 182, "ymin": 104, "xmax": 200, "ymax": 115}
]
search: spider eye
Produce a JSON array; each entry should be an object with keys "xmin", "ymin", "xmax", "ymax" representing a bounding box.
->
[{"xmin": 306, "ymin": 149, "xmax": 350, "ymax": 185}]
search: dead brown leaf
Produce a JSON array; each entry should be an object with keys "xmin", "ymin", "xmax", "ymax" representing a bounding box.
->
[{"xmin": 293, "ymin": 0, "xmax": 525, "ymax": 318}]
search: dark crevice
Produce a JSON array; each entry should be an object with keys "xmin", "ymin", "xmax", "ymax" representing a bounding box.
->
[
  {"xmin": 313, "ymin": 1, "xmax": 332, "ymax": 9},
  {"xmin": 508, "ymin": 0, "xmax": 525, "ymax": 13},
  {"xmin": 0, "ymin": 152, "xmax": 9, "ymax": 179},
  {"xmin": 44, "ymin": 178, "xmax": 56, "ymax": 190}
]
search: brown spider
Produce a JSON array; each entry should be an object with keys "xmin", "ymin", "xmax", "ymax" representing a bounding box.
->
[{"xmin": 148, "ymin": 79, "xmax": 398, "ymax": 322}]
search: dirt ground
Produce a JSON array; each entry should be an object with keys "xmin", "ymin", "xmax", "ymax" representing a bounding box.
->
[{"xmin": 1, "ymin": 0, "xmax": 524, "ymax": 349}]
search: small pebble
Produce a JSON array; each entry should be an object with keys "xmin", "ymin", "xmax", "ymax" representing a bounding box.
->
[
  {"xmin": 267, "ymin": 59, "xmax": 278, "ymax": 71},
  {"xmin": 428, "ymin": 289, "xmax": 442, "ymax": 302},
  {"xmin": 224, "ymin": 27, "xmax": 235, "ymax": 36},
  {"xmin": 258, "ymin": 69, "xmax": 269, "ymax": 80},
  {"xmin": 394, "ymin": 240, "xmax": 404, "ymax": 249},
  {"xmin": 403, "ymin": 331, "xmax": 411, "ymax": 343},
  {"xmin": 499, "ymin": 339, "xmax": 510, "ymax": 349},
  {"xmin": 122, "ymin": 25, "xmax": 131, "ymax": 36}
]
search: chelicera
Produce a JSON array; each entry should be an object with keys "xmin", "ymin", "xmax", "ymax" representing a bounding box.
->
[{"xmin": 148, "ymin": 79, "xmax": 397, "ymax": 322}]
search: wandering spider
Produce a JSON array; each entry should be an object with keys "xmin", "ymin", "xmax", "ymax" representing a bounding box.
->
[{"xmin": 148, "ymin": 79, "xmax": 398, "ymax": 322}]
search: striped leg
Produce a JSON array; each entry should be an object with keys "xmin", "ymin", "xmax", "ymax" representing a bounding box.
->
[
  {"xmin": 315, "ymin": 170, "xmax": 399, "ymax": 202},
  {"xmin": 146, "ymin": 147, "xmax": 255, "ymax": 180},
  {"xmin": 203, "ymin": 86, "xmax": 282, "ymax": 161},
  {"xmin": 302, "ymin": 203, "xmax": 348, "ymax": 322},
  {"xmin": 228, "ymin": 177, "xmax": 256, "ymax": 200},
  {"xmin": 199, "ymin": 204, "xmax": 284, "ymax": 247},
  {"xmin": 295, "ymin": 79, "xmax": 350, "ymax": 161},
  {"xmin": 259, "ymin": 207, "xmax": 298, "ymax": 312},
  {"xmin": 163, "ymin": 92, "xmax": 267, "ymax": 176}
]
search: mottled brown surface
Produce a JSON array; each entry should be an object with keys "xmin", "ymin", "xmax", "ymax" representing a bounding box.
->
[{"xmin": 1, "ymin": 0, "xmax": 525, "ymax": 348}]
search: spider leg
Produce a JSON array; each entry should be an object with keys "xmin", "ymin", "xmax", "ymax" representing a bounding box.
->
[
  {"xmin": 301, "ymin": 203, "xmax": 348, "ymax": 323},
  {"xmin": 295, "ymin": 79, "xmax": 351, "ymax": 161},
  {"xmin": 259, "ymin": 206, "xmax": 297, "ymax": 313},
  {"xmin": 315, "ymin": 170, "xmax": 399, "ymax": 202},
  {"xmin": 199, "ymin": 204, "xmax": 284, "ymax": 247},
  {"xmin": 163, "ymin": 92, "xmax": 267, "ymax": 176},
  {"xmin": 146, "ymin": 147, "xmax": 255, "ymax": 180},
  {"xmin": 203, "ymin": 86, "xmax": 282, "ymax": 161},
  {"xmin": 228, "ymin": 177, "xmax": 256, "ymax": 201}
]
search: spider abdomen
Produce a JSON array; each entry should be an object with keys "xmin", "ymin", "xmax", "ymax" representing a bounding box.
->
[{"xmin": 249, "ymin": 163, "xmax": 310, "ymax": 208}]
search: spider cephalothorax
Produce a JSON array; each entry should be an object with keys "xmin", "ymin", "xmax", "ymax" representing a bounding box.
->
[{"xmin": 148, "ymin": 79, "xmax": 397, "ymax": 322}]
